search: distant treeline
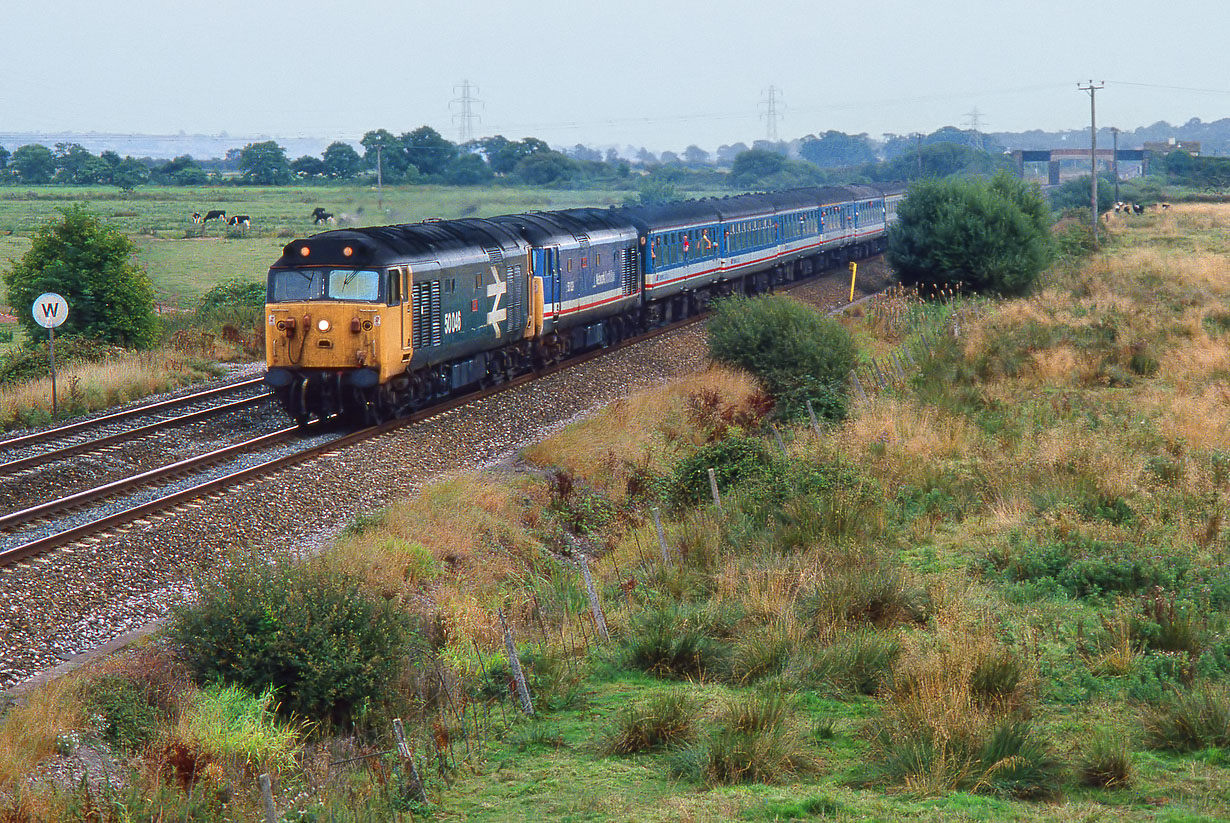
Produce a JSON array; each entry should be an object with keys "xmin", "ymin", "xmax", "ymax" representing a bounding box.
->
[{"xmin": 0, "ymin": 124, "xmax": 1207, "ymax": 198}]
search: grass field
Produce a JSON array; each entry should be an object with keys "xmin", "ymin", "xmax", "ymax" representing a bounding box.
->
[
  {"xmin": 0, "ymin": 184, "xmax": 633, "ymax": 307},
  {"xmin": 6, "ymin": 203, "xmax": 1230, "ymax": 821}
]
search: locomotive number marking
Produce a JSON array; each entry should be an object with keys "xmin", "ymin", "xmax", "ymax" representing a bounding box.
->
[{"xmin": 444, "ymin": 311, "xmax": 462, "ymax": 334}]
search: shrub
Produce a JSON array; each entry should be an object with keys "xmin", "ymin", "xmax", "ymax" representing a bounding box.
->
[
  {"xmin": 670, "ymin": 434, "xmax": 776, "ymax": 508},
  {"xmin": 725, "ymin": 624, "xmax": 793, "ymax": 685},
  {"xmin": 799, "ymin": 555, "xmax": 928, "ymax": 633},
  {"xmin": 605, "ymin": 690, "xmax": 700, "ymax": 754},
  {"xmin": 169, "ymin": 556, "xmax": 412, "ymax": 724},
  {"xmin": 3, "ymin": 204, "xmax": 158, "ymax": 347},
  {"xmin": 706, "ymin": 294, "xmax": 856, "ymax": 422},
  {"xmin": 196, "ymin": 278, "xmax": 266, "ymax": 328},
  {"xmin": 622, "ymin": 603, "xmax": 726, "ymax": 679},
  {"xmin": 887, "ymin": 172, "xmax": 1053, "ymax": 297},
  {"xmin": 675, "ymin": 693, "xmax": 816, "ymax": 786},
  {"xmin": 1078, "ymin": 730, "xmax": 1133, "ymax": 788},
  {"xmin": 789, "ymin": 630, "xmax": 900, "ymax": 695},
  {"xmin": 85, "ymin": 675, "xmax": 162, "ymax": 753},
  {"xmin": 1143, "ymin": 684, "xmax": 1230, "ymax": 751},
  {"xmin": 969, "ymin": 649, "xmax": 1029, "ymax": 708}
]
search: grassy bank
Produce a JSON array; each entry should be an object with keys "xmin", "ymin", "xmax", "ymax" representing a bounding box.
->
[{"xmin": 4, "ymin": 205, "xmax": 1230, "ymax": 821}]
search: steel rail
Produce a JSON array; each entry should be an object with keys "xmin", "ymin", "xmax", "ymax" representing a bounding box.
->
[
  {"xmin": 0, "ymin": 394, "xmax": 272, "ymax": 477},
  {"xmin": 0, "ymin": 377, "xmax": 266, "ymax": 453},
  {"xmin": 0, "ymin": 255, "xmax": 885, "ymax": 568}
]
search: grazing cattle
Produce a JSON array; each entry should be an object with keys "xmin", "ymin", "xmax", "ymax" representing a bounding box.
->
[
  {"xmin": 1133, "ymin": 203, "xmax": 1145, "ymax": 215},
  {"xmin": 227, "ymin": 214, "xmax": 251, "ymax": 229},
  {"xmin": 191, "ymin": 212, "xmax": 202, "ymax": 224},
  {"xmin": 1114, "ymin": 201, "xmax": 1126, "ymax": 213},
  {"xmin": 202, "ymin": 209, "xmax": 226, "ymax": 223},
  {"xmin": 1161, "ymin": 202, "xmax": 1171, "ymax": 210},
  {"xmin": 313, "ymin": 209, "xmax": 334, "ymax": 224}
]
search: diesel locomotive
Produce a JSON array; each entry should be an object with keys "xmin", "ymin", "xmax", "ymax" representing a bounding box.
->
[{"xmin": 263, "ymin": 185, "xmax": 904, "ymax": 424}]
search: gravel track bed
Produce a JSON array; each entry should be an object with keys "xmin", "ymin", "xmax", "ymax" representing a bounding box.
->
[
  {"xmin": 0, "ymin": 270, "xmax": 868, "ymax": 693},
  {"xmin": 0, "ymin": 402, "xmax": 287, "ymax": 514}
]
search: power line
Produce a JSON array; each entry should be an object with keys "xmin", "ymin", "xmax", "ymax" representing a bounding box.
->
[
  {"xmin": 1079, "ymin": 80, "xmax": 1105, "ymax": 245},
  {"xmin": 759, "ymin": 86, "xmax": 783, "ymax": 142},
  {"xmin": 449, "ymin": 80, "xmax": 482, "ymax": 144}
]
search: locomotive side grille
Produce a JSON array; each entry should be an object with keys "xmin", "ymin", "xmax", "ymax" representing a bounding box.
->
[
  {"xmin": 507, "ymin": 263, "xmax": 524, "ymax": 331},
  {"xmin": 412, "ymin": 280, "xmax": 442, "ymax": 348},
  {"xmin": 620, "ymin": 248, "xmax": 638, "ymax": 295},
  {"xmin": 485, "ymin": 246, "xmax": 504, "ymax": 266}
]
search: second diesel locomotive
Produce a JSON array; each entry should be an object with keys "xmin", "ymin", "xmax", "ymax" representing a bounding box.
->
[{"xmin": 263, "ymin": 185, "xmax": 904, "ymax": 423}]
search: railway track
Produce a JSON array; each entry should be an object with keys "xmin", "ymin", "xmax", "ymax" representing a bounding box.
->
[
  {"xmin": 0, "ymin": 263, "xmax": 886, "ymax": 574},
  {"xmin": 0, "ymin": 264, "xmax": 884, "ymax": 693}
]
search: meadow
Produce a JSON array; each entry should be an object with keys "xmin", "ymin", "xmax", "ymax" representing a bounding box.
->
[
  {"xmin": 4, "ymin": 203, "xmax": 1230, "ymax": 822},
  {"xmin": 0, "ymin": 184, "xmax": 632, "ymax": 308}
]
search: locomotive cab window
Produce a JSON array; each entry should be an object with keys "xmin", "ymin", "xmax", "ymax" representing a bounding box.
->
[{"xmin": 267, "ymin": 268, "xmax": 382, "ymax": 303}]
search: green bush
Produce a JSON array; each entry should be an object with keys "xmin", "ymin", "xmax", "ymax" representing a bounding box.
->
[
  {"xmin": 789, "ymin": 630, "xmax": 900, "ymax": 695},
  {"xmin": 673, "ymin": 693, "xmax": 816, "ymax": 786},
  {"xmin": 799, "ymin": 555, "xmax": 928, "ymax": 631},
  {"xmin": 196, "ymin": 278, "xmax": 266, "ymax": 328},
  {"xmin": 670, "ymin": 435, "xmax": 776, "ymax": 508},
  {"xmin": 706, "ymin": 294, "xmax": 856, "ymax": 422},
  {"xmin": 179, "ymin": 684, "xmax": 301, "ymax": 772},
  {"xmin": 622, "ymin": 603, "xmax": 728, "ymax": 679},
  {"xmin": 605, "ymin": 690, "xmax": 700, "ymax": 754},
  {"xmin": 1143, "ymin": 684, "xmax": 1230, "ymax": 752},
  {"xmin": 86, "ymin": 675, "xmax": 162, "ymax": 752},
  {"xmin": 169, "ymin": 557, "xmax": 412, "ymax": 724},
  {"xmin": 3, "ymin": 204, "xmax": 158, "ymax": 347},
  {"xmin": 1078, "ymin": 730, "xmax": 1133, "ymax": 788},
  {"xmin": 887, "ymin": 172, "xmax": 1053, "ymax": 297}
]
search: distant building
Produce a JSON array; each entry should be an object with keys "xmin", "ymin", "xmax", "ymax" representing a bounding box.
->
[{"xmin": 1143, "ymin": 138, "xmax": 1200, "ymax": 156}]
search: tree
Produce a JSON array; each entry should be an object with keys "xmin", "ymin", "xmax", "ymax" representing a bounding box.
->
[
  {"xmin": 887, "ymin": 172, "xmax": 1053, "ymax": 297},
  {"xmin": 481, "ymin": 135, "xmax": 549, "ymax": 175},
  {"xmin": 112, "ymin": 157, "xmax": 150, "ymax": 192},
  {"xmin": 153, "ymin": 155, "xmax": 208, "ymax": 186},
  {"xmin": 53, "ymin": 143, "xmax": 109, "ymax": 184},
  {"xmin": 683, "ymin": 145, "xmax": 710, "ymax": 166},
  {"xmin": 730, "ymin": 148, "xmax": 787, "ymax": 187},
  {"xmin": 515, "ymin": 151, "xmax": 575, "ymax": 185},
  {"xmin": 446, "ymin": 152, "xmax": 493, "ymax": 185},
  {"xmin": 0, "ymin": 145, "xmax": 9, "ymax": 170},
  {"xmin": 291, "ymin": 155, "xmax": 326, "ymax": 180},
  {"xmin": 402, "ymin": 126, "xmax": 457, "ymax": 176},
  {"xmin": 10, "ymin": 144, "xmax": 57, "ymax": 183},
  {"xmin": 3, "ymin": 205, "xmax": 157, "ymax": 347},
  {"xmin": 322, "ymin": 141, "xmax": 362, "ymax": 180},
  {"xmin": 798, "ymin": 131, "xmax": 878, "ymax": 168},
  {"xmin": 238, "ymin": 141, "xmax": 291, "ymax": 184},
  {"xmin": 360, "ymin": 129, "xmax": 408, "ymax": 181}
]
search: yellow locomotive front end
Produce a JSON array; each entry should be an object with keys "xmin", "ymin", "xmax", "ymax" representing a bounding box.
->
[{"xmin": 264, "ymin": 236, "xmax": 408, "ymax": 424}]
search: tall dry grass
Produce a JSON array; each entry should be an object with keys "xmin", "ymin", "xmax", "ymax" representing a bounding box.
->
[
  {"xmin": 0, "ymin": 676, "xmax": 82, "ymax": 789},
  {"xmin": 0, "ymin": 350, "xmax": 214, "ymax": 430}
]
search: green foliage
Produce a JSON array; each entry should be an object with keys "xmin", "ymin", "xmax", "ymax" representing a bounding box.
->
[
  {"xmin": 180, "ymin": 684, "xmax": 301, "ymax": 771},
  {"xmin": 1078, "ymin": 730, "xmax": 1133, "ymax": 788},
  {"xmin": 621, "ymin": 603, "xmax": 727, "ymax": 679},
  {"xmin": 985, "ymin": 535, "xmax": 1184, "ymax": 599},
  {"xmin": 1048, "ymin": 173, "xmax": 1117, "ymax": 214},
  {"xmin": 169, "ymin": 557, "xmax": 412, "ymax": 724},
  {"xmin": 671, "ymin": 435, "xmax": 776, "ymax": 507},
  {"xmin": 799, "ymin": 554, "xmax": 928, "ymax": 631},
  {"xmin": 674, "ymin": 693, "xmax": 816, "ymax": 786},
  {"xmin": 707, "ymin": 294, "xmax": 856, "ymax": 421},
  {"xmin": 605, "ymin": 689, "xmax": 700, "ymax": 754},
  {"xmin": 797, "ymin": 131, "xmax": 877, "ymax": 169},
  {"xmin": 9, "ymin": 144, "xmax": 56, "ymax": 183},
  {"xmin": 729, "ymin": 148, "xmax": 823, "ymax": 190},
  {"xmin": 867, "ymin": 718, "xmax": 1062, "ymax": 799},
  {"xmin": 887, "ymin": 172, "xmax": 1053, "ymax": 296},
  {"xmin": 788, "ymin": 630, "xmax": 900, "ymax": 695},
  {"xmin": 1143, "ymin": 683, "xmax": 1230, "ymax": 751},
  {"xmin": 195, "ymin": 277, "xmax": 266, "ymax": 328},
  {"xmin": 238, "ymin": 140, "xmax": 292, "ymax": 185},
  {"xmin": 3, "ymin": 205, "xmax": 157, "ymax": 347},
  {"xmin": 86, "ymin": 674, "xmax": 162, "ymax": 752}
]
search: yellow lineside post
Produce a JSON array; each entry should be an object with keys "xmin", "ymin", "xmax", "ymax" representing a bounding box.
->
[{"xmin": 848, "ymin": 261, "xmax": 858, "ymax": 302}]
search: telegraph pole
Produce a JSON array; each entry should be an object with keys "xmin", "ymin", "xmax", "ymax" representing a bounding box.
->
[
  {"xmin": 1110, "ymin": 127, "xmax": 1121, "ymax": 203},
  {"xmin": 1079, "ymin": 80, "xmax": 1105, "ymax": 244},
  {"xmin": 376, "ymin": 143, "xmax": 383, "ymax": 212}
]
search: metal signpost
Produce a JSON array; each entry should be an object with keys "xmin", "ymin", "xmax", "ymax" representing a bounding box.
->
[{"xmin": 32, "ymin": 292, "xmax": 69, "ymax": 418}]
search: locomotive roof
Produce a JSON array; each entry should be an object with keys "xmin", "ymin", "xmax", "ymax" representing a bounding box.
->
[
  {"xmin": 272, "ymin": 219, "xmax": 527, "ymax": 269},
  {"xmin": 486, "ymin": 208, "xmax": 634, "ymax": 245}
]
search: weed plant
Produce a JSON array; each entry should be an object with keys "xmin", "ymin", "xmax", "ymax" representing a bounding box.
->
[
  {"xmin": 604, "ymin": 690, "xmax": 699, "ymax": 754},
  {"xmin": 1142, "ymin": 683, "xmax": 1230, "ymax": 751}
]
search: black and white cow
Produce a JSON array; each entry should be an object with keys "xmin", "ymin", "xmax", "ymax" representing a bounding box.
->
[
  {"xmin": 202, "ymin": 209, "xmax": 226, "ymax": 223},
  {"xmin": 312, "ymin": 207, "xmax": 334, "ymax": 224},
  {"xmin": 227, "ymin": 214, "xmax": 251, "ymax": 229}
]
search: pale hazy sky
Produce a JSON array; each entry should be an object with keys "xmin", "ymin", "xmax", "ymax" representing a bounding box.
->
[{"xmin": 4, "ymin": 0, "xmax": 1229, "ymax": 151}]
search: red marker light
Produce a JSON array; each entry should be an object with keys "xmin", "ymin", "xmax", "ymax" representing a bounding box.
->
[
  {"xmin": 299, "ymin": 246, "xmax": 310, "ymax": 257},
  {"xmin": 343, "ymin": 246, "xmax": 354, "ymax": 257}
]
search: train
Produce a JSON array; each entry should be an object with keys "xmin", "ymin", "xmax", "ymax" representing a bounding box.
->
[{"xmin": 263, "ymin": 184, "xmax": 905, "ymax": 424}]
